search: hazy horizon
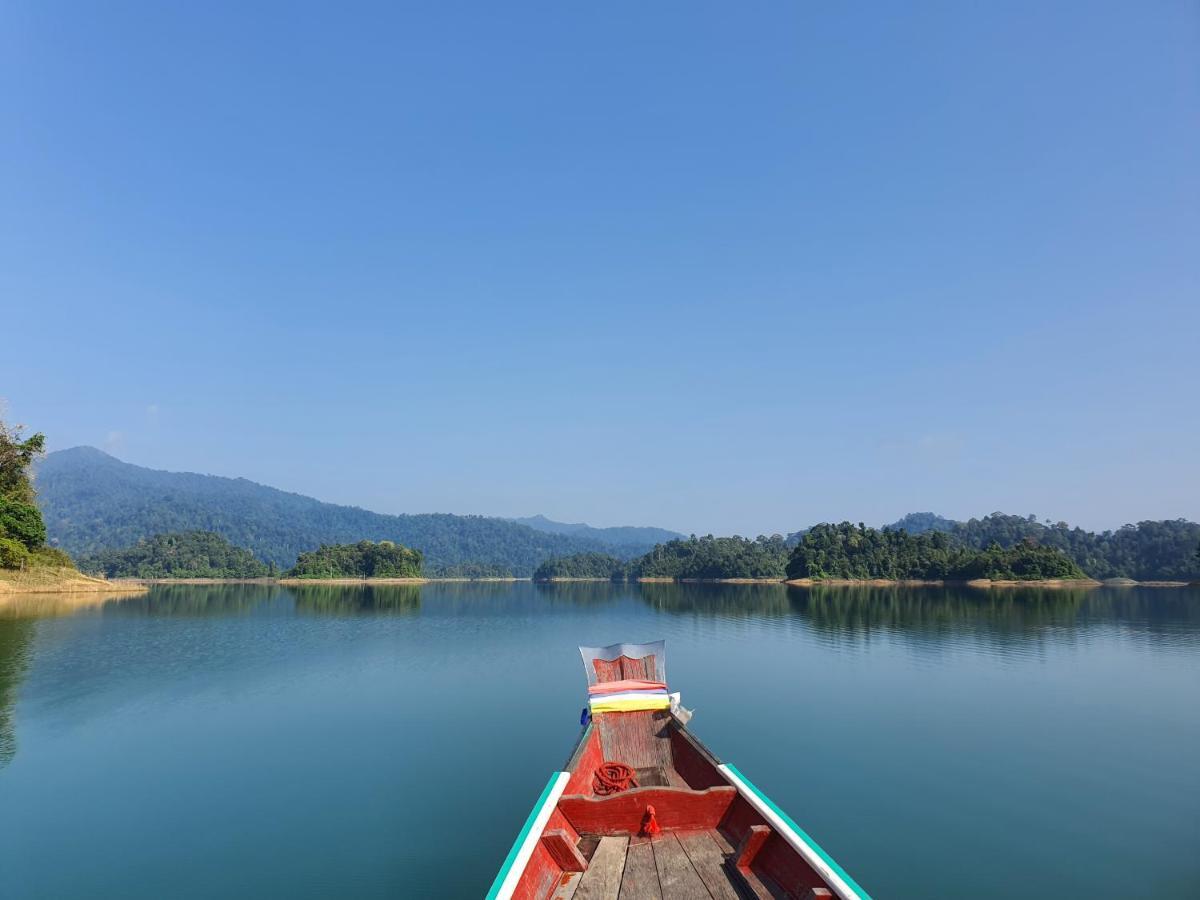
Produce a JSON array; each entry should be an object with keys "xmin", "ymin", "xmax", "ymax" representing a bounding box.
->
[{"xmin": 4, "ymin": 3, "xmax": 1197, "ymax": 536}]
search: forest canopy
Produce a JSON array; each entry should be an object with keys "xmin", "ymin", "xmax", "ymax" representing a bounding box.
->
[
  {"xmin": 78, "ymin": 531, "xmax": 275, "ymax": 579},
  {"xmin": 287, "ymin": 540, "xmax": 423, "ymax": 579},
  {"xmin": 534, "ymin": 537, "xmax": 789, "ymax": 582},
  {"xmin": 786, "ymin": 522, "xmax": 1087, "ymax": 581},
  {"xmin": 933, "ymin": 513, "xmax": 1200, "ymax": 581},
  {"xmin": 630, "ymin": 535, "xmax": 788, "ymax": 580}
]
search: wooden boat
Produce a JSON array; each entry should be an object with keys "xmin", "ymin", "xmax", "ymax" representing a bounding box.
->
[{"xmin": 486, "ymin": 642, "xmax": 871, "ymax": 900}]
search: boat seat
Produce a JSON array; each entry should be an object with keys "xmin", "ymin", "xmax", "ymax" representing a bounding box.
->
[{"xmin": 632, "ymin": 766, "xmax": 670, "ymax": 787}]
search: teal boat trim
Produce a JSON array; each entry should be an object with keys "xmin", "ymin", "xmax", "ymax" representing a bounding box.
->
[
  {"xmin": 719, "ymin": 763, "xmax": 872, "ymax": 900},
  {"xmin": 485, "ymin": 771, "xmax": 570, "ymax": 900}
]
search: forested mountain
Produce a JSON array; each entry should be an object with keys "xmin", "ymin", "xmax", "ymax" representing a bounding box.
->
[
  {"xmin": 884, "ymin": 511, "xmax": 1200, "ymax": 581},
  {"xmin": 510, "ymin": 515, "xmax": 681, "ymax": 555},
  {"xmin": 787, "ymin": 523, "xmax": 1086, "ymax": 581},
  {"xmin": 78, "ymin": 531, "xmax": 275, "ymax": 579},
  {"xmin": 287, "ymin": 541, "xmax": 422, "ymax": 579},
  {"xmin": 533, "ymin": 552, "xmax": 627, "ymax": 581},
  {"xmin": 33, "ymin": 447, "xmax": 631, "ymax": 576},
  {"xmin": 885, "ymin": 512, "xmax": 959, "ymax": 535}
]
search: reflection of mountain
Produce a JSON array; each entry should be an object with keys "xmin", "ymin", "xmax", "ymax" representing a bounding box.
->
[
  {"xmin": 104, "ymin": 584, "xmax": 282, "ymax": 616},
  {"xmin": 637, "ymin": 582, "xmax": 794, "ymax": 617},
  {"xmin": 0, "ymin": 618, "xmax": 34, "ymax": 767},
  {"xmin": 288, "ymin": 584, "xmax": 421, "ymax": 615}
]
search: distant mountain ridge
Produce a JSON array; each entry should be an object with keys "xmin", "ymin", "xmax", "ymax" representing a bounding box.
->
[
  {"xmin": 33, "ymin": 447, "xmax": 669, "ymax": 575},
  {"xmin": 508, "ymin": 514, "xmax": 682, "ymax": 553}
]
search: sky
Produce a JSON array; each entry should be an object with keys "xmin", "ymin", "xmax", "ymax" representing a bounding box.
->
[{"xmin": 2, "ymin": 1, "xmax": 1198, "ymax": 537}]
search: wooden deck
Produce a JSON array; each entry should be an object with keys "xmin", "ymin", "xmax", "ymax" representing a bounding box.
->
[{"xmin": 550, "ymin": 830, "xmax": 789, "ymax": 900}]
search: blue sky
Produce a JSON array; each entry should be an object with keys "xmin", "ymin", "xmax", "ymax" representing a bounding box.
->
[{"xmin": 2, "ymin": 1, "xmax": 1197, "ymax": 536}]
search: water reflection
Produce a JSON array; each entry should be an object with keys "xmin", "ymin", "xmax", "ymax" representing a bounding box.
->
[
  {"xmin": 104, "ymin": 584, "xmax": 281, "ymax": 616},
  {"xmin": 0, "ymin": 590, "xmax": 145, "ymax": 619},
  {"xmin": 637, "ymin": 582, "xmax": 794, "ymax": 617},
  {"xmin": 289, "ymin": 584, "xmax": 421, "ymax": 615},
  {"xmin": 532, "ymin": 581, "xmax": 624, "ymax": 607},
  {"xmin": 792, "ymin": 585, "xmax": 1091, "ymax": 634},
  {"xmin": 0, "ymin": 618, "xmax": 33, "ymax": 767}
]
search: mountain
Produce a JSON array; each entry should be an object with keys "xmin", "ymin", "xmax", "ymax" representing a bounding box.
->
[
  {"xmin": 885, "ymin": 512, "xmax": 959, "ymax": 535},
  {"xmin": 508, "ymin": 514, "xmax": 682, "ymax": 554},
  {"xmin": 33, "ymin": 447, "xmax": 631, "ymax": 576}
]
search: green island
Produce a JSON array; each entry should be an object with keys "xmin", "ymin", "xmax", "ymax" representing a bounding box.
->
[
  {"xmin": 283, "ymin": 540, "xmax": 424, "ymax": 580},
  {"xmin": 888, "ymin": 512, "xmax": 1200, "ymax": 582},
  {"xmin": 78, "ymin": 531, "xmax": 278, "ymax": 580},
  {"xmin": 785, "ymin": 522, "xmax": 1086, "ymax": 582}
]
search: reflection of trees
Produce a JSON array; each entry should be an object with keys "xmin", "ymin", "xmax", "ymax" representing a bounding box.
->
[
  {"xmin": 0, "ymin": 618, "xmax": 33, "ymax": 767},
  {"xmin": 637, "ymin": 582, "xmax": 793, "ymax": 617},
  {"xmin": 1073, "ymin": 588, "xmax": 1200, "ymax": 633},
  {"xmin": 288, "ymin": 584, "xmax": 421, "ymax": 615},
  {"xmin": 532, "ymin": 581, "xmax": 629, "ymax": 607},
  {"xmin": 791, "ymin": 585, "xmax": 1093, "ymax": 635},
  {"xmin": 104, "ymin": 584, "xmax": 281, "ymax": 616}
]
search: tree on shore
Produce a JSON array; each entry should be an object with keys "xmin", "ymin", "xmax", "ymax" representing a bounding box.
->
[{"xmin": 0, "ymin": 417, "xmax": 64, "ymax": 570}]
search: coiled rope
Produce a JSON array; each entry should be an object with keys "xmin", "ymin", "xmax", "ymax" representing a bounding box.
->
[{"xmin": 593, "ymin": 762, "xmax": 638, "ymax": 796}]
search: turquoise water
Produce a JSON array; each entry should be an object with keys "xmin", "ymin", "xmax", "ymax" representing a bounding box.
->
[{"xmin": 1, "ymin": 582, "xmax": 1197, "ymax": 898}]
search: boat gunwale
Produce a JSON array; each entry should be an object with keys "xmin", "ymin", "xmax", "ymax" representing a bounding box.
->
[
  {"xmin": 720, "ymin": 762, "xmax": 873, "ymax": 900},
  {"xmin": 484, "ymin": 770, "xmax": 570, "ymax": 900}
]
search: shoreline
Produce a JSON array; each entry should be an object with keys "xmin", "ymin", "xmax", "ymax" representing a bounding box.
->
[
  {"xmin": 0, "ymin": 567, "xmax": 151, "ymax": 596},
  {"xmin": 17, "ymin": 574, "xmax": 1194, "ymax": 589},
  {"xmin": 785, "ymin": 577, "xmax": 1105, "ymax": 589},
  {"xmin": 276, "ymin": 577, "xmax": 428, "ymax": 585}
]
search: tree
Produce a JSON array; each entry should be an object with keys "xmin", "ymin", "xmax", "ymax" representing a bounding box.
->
[{"xmin": 0, "ymin": 416, "xmax": 51, "ymax": 568}]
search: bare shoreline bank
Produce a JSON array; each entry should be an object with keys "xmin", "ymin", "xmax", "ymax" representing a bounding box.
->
[{"xmin": 0, "ymin": 567, "xmax": 150, "ymax": 597}]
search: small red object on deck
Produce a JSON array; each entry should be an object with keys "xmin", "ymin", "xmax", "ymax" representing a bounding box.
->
[
  {"xmin": 593, "ymin": 761, "xmax": 638, "ymax": 796},
  {"xmin": 641, "ymin": 804, "xmax": 661, "ymax": 836}
]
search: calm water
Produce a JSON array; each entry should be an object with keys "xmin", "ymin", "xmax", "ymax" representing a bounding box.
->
[{"xmin": 1, "ymin": 583, "xmax": 1197, "ymax": 899}]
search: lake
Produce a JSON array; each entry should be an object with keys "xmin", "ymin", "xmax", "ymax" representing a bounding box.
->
[{"xmin": 1, "ymin": 582, "xmax": 1197, "ymax": 898}]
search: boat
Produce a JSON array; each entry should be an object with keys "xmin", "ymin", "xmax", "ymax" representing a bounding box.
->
[{"xmin": 486, "ymin": 641, "xmax": 871, "ymax": 899}]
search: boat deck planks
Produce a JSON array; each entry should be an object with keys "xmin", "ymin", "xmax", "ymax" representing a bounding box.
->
[
  {"xmin": 550, "ymin": 872, "xmax": 582, "ymax": 900},
  {"xmin": 650, "ymin": 833, "xmax": 713, "ymax": 900},
  {"xmin": 675, "ymin": 831, "xmax": 743, "ymax": 900},
  {"xmin": 575, "ymin": 835, "xmax": 629, "ymax": 900},
  {"xmin": 570, "ymin": 828, "xmax": 774, "ymax": 900},
  {"xmin": 617, "ymin": 840, "xmax": 661, "ymax": 899}
]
